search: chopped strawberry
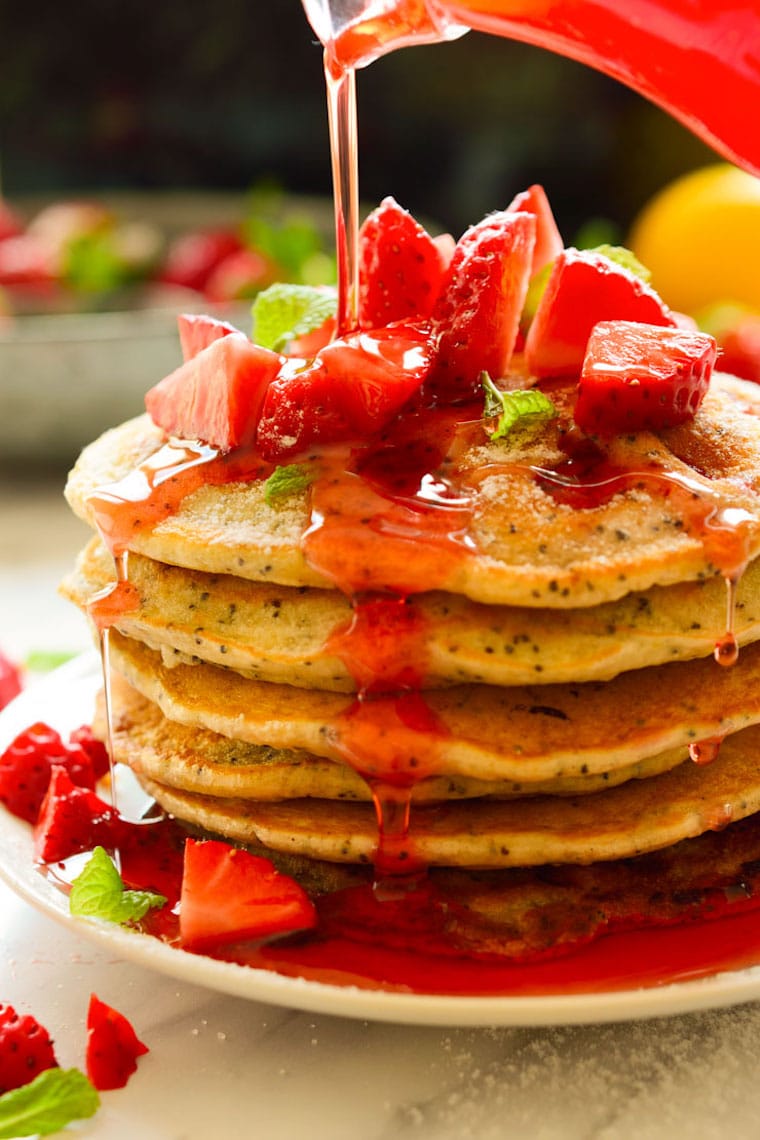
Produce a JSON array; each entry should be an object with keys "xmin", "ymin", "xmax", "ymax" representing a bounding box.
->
[
  {"xmin": 507, "ymin": 184, "xmax": 564, "ymax": 275},
  {"xmin": 179, "ymin": 838, "xmax": 317, "ymax": 951},
  {"xmin": 85, "ymin": 994, "xmax": 148, "ymax": 1091},
  {"xmin": 525, "ymin": 248, "xmax": 677, "ymax": 379},
  {"xmin": 0, "ymin": 722, "xmax": 99, "ymax": 824},
  {"xmin": 0, "ymin": 649, "xmax": 22, "ymax": 711},
  {"xmin": 425, "ymin": 209, "xmax": 537, "ymax": 403},
  {"xmin": 358, "ymin": 197, "xmax": 449, "ymax": 327},
  {"xmin": 158, "ymin": 228, "xmax": 243, "ymax": 294},
  {"xmin": 68, "ymin": 725, "xmax": 111, "ymax": 782},
  {"xmin": 177, "ymin": 312, "xmax": 241, "ymax": 361},
  {"xmin": 33, "ymin": 765, "xmax": 123, "ymax": 864},
  {"xmin": 574, "ymin": 320, "xmax": 717, "ymax": 436},
  {"xmin": 0, "ymin": 1003, "xmax": 58, "ymax": 1094},
  {"xmin": 203, "ymin": 247, "xmax": 278, "ymax": 302},
  {"xmin": 257, "ymin": 320, "xmax": 432, "ymax": 461},
  {"xmin": 145, "ymin": 332, "xmax": 283, "ymax": 451}
]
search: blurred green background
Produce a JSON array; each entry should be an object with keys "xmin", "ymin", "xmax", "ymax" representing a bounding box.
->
[{"xmin": 0, "ymin": 0, "xmax": 717, "ymax": 239}]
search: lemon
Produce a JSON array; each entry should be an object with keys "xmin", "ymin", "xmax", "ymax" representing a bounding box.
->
[{"xmin": 628, "ymin": 164, "xmax": 760, "ymax": 314}]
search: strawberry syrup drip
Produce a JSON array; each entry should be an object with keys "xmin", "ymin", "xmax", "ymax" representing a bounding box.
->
[
  {"xmin": 325, "ymin": 52, "xmax": 359, "ymax": 335},
  {"xmin": 84, "ymin": 440, "xmax": 271, "ymax": 811},
  {"xmin": 87, "ymin": 439, "xmax": 271, "ymax": 557},
  {"xmin": 688, "ymin": 735, "xmax": 725, "ymax": 766},
  {"xmin": 303, "ymin": 412, "xmax": 476, "ymax": 875}
]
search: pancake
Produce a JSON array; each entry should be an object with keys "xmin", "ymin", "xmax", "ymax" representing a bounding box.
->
[
  {"xmin": 103, "ymin": 673, "xmax": 686, "ymax": 801},
  {"xmin": 63, "ymin": 536, "xmax": 760, "ymax": 689},
  {"xmin": 105, "ymin": 630, "xmax": 760, "ymax": 784},
  {"xmin": 135, "ymin": 722, "xmax": 760, "ymax": 867},
  {"xmin": 64, "ymin": 373, "xmax": 760, "ymax": 609}
]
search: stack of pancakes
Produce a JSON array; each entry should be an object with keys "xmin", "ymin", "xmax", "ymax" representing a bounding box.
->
[{"xmin": 61, "ymin": 370, "xmax": 760, "ymax": 958}]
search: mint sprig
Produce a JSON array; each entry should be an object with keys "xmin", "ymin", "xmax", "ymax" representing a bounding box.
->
[
  {"xmin": 0, "ymin": 1068, "xmax": 99, "ymax": 1138},
  {"xmin": 70, "ymin": 846, "xmax": 166, "ymax": 925},
  {"xmin": 252, "ymin": 283, "xmax": 336, "ymax": 352},
  {"xmin": 482, "ymin": 373, "xmax": 557, "ymax": 442},
  {"xmin": 263, "ymin": 464, "xmax": 315, "ymax": 506}
]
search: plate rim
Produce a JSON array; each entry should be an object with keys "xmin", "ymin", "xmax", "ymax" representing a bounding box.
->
[{"xmin": 3, "ymin": 652, "xmax": 760, "ymax": 1028}]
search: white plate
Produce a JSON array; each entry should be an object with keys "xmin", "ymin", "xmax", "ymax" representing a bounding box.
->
[{"xmin": 3, "ymin": 653, "xmax": 760, "ymax": 1027}]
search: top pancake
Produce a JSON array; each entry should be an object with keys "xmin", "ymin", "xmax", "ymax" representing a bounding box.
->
[
  {"xmin": 62, "ymin": 536, "xmax": 760, "ymax": 690},
  {"xmin": 64, "ymin": 373, "xmax": 760, "ymax": 608}
]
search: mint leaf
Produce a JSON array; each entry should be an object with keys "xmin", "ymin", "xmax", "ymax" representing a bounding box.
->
[
  {"xmin": 0, "ymin": 1068, "xmax": 99, "ymax": 1138},
  {"xmin": 591, "ymin": 243, "xmax": 652, "ymax": 284},
  {"xmin": 70, "ymin": 846, "xmax": 166, "ymax": 924},
  {"xmin": 252, "ymin": 283, "xmax": 336, "ymax": 352},
  {"xmin": 482, "ymin": 373, "xmax": 557, "ymax": 442},
  {"xmin": 264, "ymin": 464, "xmax": 315, "ymax": 506}
]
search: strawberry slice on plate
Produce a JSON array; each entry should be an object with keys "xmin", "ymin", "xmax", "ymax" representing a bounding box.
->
[
  {"xmin": 525, "ymin": 247, "xmax": 677, "ymax": 379},
  {"xmin": 0, "ymin": 1003, "xmax": 58, "ymax": 1094},
  {"xmin": 85, "ymin": 994, "xmax": 148, "ymax": 1091},
  {"xmin": 33, "ymin": 765, "xmax": 123, "ymax": 864},
  {"xmin": 574, "ymin": 319, "xmax": 717, "ymax": 436},
  {"xmin": 425, "ymin": 209, "xmax": 537, "ymax": 403},
  {"xmin": 358, "ymin": 197, "xmax": 450, "ymax": 328},
  {"xmin": 0, "ymin": 722, "xmax": 102, "ymax": 824},
  {"xmin": 179, "ymin": 838, "xmax": 317, "ymax": 952}
]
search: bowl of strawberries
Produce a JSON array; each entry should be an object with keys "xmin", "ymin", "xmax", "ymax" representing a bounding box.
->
[{"xmin": 0, "ymin": 189, "xmax": 333, "ymax": 466}]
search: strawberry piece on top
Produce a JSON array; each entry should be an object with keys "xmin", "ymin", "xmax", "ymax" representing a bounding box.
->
[
  {"xmin": 256, "ymin": 320, "xmax": 432, "ymax": 461},
  {"xmin": 145, "ymin": 332, "xmax": 283, "ymax": 452},
  {"xmin": 506, "ymin": 183, "xmax": 564, "ymax": 275},
  {"xmin": 574, "ymin": 320, "xmax": 717, "ymax": 436},
  {"xmin": 525, "ymin": 247, "xmax": 677, "ymax": 379},
  {"xmin": 425, "ymin": 209, "xmax": 537, "ymax": 403},
  {"xmin": 179, "ymin": 838, "xmax": 317, "ymax": 952},
  {"xmin": 176, "ymin": 312, "xmax": 241, "ymax": 361},
  {"xmin": 358, "ymin": 197, "xmax": 450, "ymax": 327}
]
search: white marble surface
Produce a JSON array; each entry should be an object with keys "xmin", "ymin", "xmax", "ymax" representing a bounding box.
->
[{"xmin": 5, "ymin": 480, "xmax": 760, "ymax": 1138}]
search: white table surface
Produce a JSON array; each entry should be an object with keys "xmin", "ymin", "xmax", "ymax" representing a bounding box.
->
[{"xmin": 5, "ymin": 477, "xmax": 760, "ymax": 1139}]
